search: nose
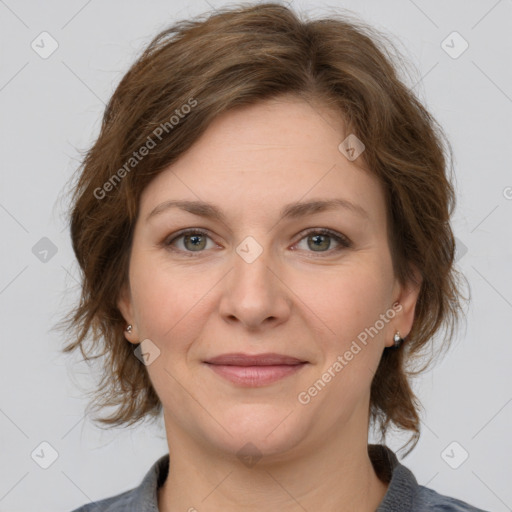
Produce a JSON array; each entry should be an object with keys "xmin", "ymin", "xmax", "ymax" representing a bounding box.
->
[{"xmin": 218, "ymin": 242, "xmax": 292, "ymax": 331}]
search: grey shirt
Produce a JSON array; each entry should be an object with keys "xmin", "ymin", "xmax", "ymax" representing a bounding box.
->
[{"xmin": 70, "ymin": 444, "xmax": 489, "ymax": 511}]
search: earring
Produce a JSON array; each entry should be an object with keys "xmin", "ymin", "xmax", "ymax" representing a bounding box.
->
[
  {"xmin": 126, "ymin": 324, "xmax": 133, "ymax": 333},
  {"xmin": 393, "ymin": 331, "xmax": 403, "ymax": 348}
]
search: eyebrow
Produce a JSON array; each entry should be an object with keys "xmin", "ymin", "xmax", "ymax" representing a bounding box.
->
[{"xmin": 146, "ymin": 198, "xmax": 369, "ymax": 224}]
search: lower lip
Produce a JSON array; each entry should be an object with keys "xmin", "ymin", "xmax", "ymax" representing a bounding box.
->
[{"xmin": 205, "ymin": 363, "xmax": 307, "ymax": 387}]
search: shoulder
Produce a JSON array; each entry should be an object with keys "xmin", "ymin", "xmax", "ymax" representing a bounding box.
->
[
  {"xmin": 68, "ymin": 453, "xmax": 169, "ymax": 512},
  {"xmin": 369, "ymin": 444, "xmax": 489, "ymax": 512},
  {"xmin": 414, "ymin": 485, "xmax": 490, "ymax": 511},
  {"xmin": 69, "ymin": 488, "xmax": 136, "ymax": 512}
]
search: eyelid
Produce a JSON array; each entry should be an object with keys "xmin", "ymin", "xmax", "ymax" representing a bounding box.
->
[
  {"xmin": 295, "ymin": 227, "xmax": 352, "ymax": 247},
  {"xmin": 163, "ymin": 228, "xmax": 216, "ymax": 255},
  {"xmin": 163, "ymin": 227, "xmax": 352, "ymax": 255}
]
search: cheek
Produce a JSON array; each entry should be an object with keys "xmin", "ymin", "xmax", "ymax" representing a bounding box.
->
[
  {"xmin": 302, "ymin": 265, "xmax": 393, "ymax": 411},
  {"xmin": 295, "ymin": 261, "xmax": 393, "ymax": 346},
  {"xmin": 128, "ymin": 250, "xmax": 210, "ymax": 347}
]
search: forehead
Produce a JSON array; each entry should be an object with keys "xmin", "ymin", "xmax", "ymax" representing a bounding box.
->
[{"xmin": 138, "ymin": 96, "xmax": 387, "ymax": 227}]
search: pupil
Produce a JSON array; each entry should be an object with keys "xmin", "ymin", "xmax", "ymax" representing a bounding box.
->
[
  {"xmin": 310, "ymin": 234, "xmax": 329, "ymax": 251},
  {"xmin": 187, "ymin": 234, "xmax": 204, "ymax": 250}
]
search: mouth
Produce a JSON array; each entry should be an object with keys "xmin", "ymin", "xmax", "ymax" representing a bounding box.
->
[{"xmin": 203, "ymin": 353, "xmax": 309, "ymax": 387}]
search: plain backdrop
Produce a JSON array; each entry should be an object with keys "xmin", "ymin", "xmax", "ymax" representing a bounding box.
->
[{"xmin": 0, "ymin": 1, "xmax": 511, "ymax": 511}]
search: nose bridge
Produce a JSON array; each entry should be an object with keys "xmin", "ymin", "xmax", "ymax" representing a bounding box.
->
[
  {"xmin": 219, "ymin": 233, "xmax": 289, "ymax": 327},
  {"xmin": 231, "ymin": 235, "xmax": 275, "ymax": 298}
]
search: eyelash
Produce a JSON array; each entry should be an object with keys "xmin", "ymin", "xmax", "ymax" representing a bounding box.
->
[{"xmin": 163, "ymin": 227, "xmax": 352, "ymax": 257}]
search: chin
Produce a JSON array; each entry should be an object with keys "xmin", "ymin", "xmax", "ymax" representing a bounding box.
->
[{"xmin": 204, "ymin": 404, "xmax": 311, "ymax": 462}]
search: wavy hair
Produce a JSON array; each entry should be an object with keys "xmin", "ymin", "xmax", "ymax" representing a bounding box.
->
[{"xmin": 58, "ymin": 2, "xmax": 469, "ymax": 456}]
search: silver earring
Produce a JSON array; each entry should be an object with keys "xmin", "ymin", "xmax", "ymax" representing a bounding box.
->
[
  {"xmin": 126, "ymin": 324, "xmax": 133, "ymax": 333},
  {"xmin": 393, "ymin": 331, "xmax": 403, "ymax": 348}
]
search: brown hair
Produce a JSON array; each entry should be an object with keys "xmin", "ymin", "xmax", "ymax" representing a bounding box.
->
[{"xmin": 59, "ymin": 2, "xmax": 469, "ymax": 455}]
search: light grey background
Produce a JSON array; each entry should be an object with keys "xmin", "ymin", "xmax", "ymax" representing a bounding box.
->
[{"xmin": 1, "ymin": 0, "xmax": 511, "ymax": 511}]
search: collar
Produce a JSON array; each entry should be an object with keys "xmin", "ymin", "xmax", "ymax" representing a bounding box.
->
[
  {"xmin": 369, "ymin": 444, "xmax": 418, "ymax": 511},
  {"xmin": 129, "ymin": 443, "xmax": 417, "ymax": 511}
]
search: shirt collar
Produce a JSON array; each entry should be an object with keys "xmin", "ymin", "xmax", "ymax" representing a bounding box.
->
[
  {"xmin": 129, "ymin": 444, "xmax": 417, "ymax": 511},
  {"xmin": 130, "ymin": 453, "xmax": 169, "ymax": 511},
  {"xmin": 369, "ymin": 444, "xmax": 418, "ymax": 511}
]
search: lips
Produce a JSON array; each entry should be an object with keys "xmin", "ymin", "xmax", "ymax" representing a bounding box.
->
[
  {"xmin": 203, "ymin": 353, "xmax": 308, "ymax": 387},
  {"xmin": 204, "ymin": 353, "xmax": 307, "ymax": 366}
]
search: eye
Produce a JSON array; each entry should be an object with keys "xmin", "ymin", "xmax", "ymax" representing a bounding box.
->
[
  {"xmin": 293, "ymin": 228, "xmax": 352, "ymax": 256},
  {"xmin": 163, "ymin": 227, "xmax": 352, "ymax": 257},
  {"xmin": 164, "ymin": 229, "xmax": 216, "ymax": 255}
]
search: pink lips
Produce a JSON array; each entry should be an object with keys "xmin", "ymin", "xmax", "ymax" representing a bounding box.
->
[{"xmin": 204, "ymin": 353, "xmax": 308, "ymax": 387}]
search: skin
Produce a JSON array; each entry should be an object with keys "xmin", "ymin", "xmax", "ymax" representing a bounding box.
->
[{"xmin": 118, "ymin": 94, "xmax": 422, "ymax": 512}]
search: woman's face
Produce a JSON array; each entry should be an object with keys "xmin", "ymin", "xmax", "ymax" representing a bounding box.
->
[{"xmin": 118, "ymin": 95, "xmax": 420, "ymax": 459}]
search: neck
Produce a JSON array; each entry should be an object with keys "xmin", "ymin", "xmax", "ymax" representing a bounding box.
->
[{"xmin": 157, "ymin": 420, "xmax": 389, "ymax": 512}]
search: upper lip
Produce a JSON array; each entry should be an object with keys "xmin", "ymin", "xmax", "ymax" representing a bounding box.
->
[{"xmin": 204, "ymin": 353, "xmax": 307, "ymax": 366}]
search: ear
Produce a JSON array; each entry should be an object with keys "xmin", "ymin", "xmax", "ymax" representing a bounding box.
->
[
  {"xmin": 388, "ymin": 265, "xmax": 422, "ymax": 347},
  {"xmin": 117, "ymin": 282, "xmax": 138, "ymax": 344}
]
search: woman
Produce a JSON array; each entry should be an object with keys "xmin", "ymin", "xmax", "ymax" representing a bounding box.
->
[{"xmin": 63, "ymin": 3, "xmax": 486, "ymax": 511}]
